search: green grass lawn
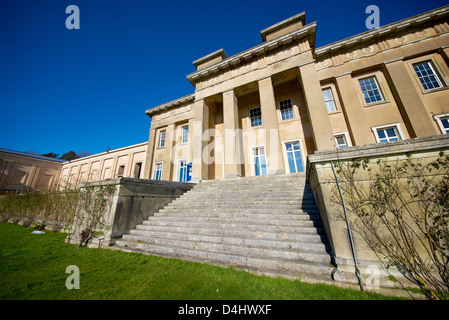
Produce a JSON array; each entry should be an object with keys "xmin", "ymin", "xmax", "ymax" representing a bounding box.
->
[{"xmin": 0, "ymin": 222, "xmax": 402, "ymax": 300}]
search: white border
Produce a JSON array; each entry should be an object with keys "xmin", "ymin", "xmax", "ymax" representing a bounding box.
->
[
  {"xmin": 433, "ymin": 113, "xmax": 449, "ymax": 134},
  {"xmin": 371, "ymin": 123, "xmax": 405, "ymax": 143},
  {"xmin": 152, "ymin": 161, "xmax": 164, "ymax": 180},
  {"xmin": 281, "ymin": 139, "xmax": 307, "ymax": 174}
]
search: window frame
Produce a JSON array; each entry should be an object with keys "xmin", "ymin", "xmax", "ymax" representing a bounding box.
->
[
  {"xmin": 180, "ymin": 125, "xmax": 189, "ymax": 144},
  {"xmin": 412, "ymin": 60, "xmax": 444, "ymax": 92},
  {"xmin": 358, "ymin": 76, "xmax": 385, "ymax": 105},
  {"xmin": 159, "ymin": 130, "xmax": 166, "ymax": 148},
  {"xmin": 177, "ymin": 158, "xmax": 188, "ymax": 182},
  {"xmin": 281, "ymin": 139, "xmax": 306, "ymax": 174},
  {"xmin": 117, "ymin": 165, "xmax": 125, "ymax": 177},
  {"xmin": 333, "ymin": 132, "xmax": 352, "ymax": 149},
  {"xmin": 249, "ymin": 106, "xmax": 263, "ymax": 128},
  {"xmin": 153, "ymin": 161, "xmax": 163, "ymax": 180},
  {"xmin": 433, "ymin": 113, "xmax": 449, "ymax": 134},
  {"xmin": 250, "ymin": 145, "xmax": 267, "ymax": 177},
  {"xmin": 278, "ymin": 98, "xmax": 295, "ymax": 121},
  {"xmin": 322, "ymin": 87, "xmax": 337, "ymax": 113},
  {"xmin": 371, "ymin": 123, "xmax": 405, "ymax": 144}
]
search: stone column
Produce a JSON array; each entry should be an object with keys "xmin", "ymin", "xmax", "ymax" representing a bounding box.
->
[
  {"xmin": 143, "ymin": 128, "xmax": 156, "ymax": 179},
  {"xmin": 192, "ymin": 99, "xmax": 209, "ymax": 181},
  {"xmin": 223, "ymin": 89, "xmax": 244, "ymax": 178},
  {"xmin": 383, "ymin": 60, "xmax": 438, "ymax": 137},
  {"xmin": 258, "ymin": 77, "xmax": 284, "ymax": 175},
  {"xmin": 334, "ymin": 73, "xmax": 375, "ymax": 146},
  {"xmin": 298, "ymin": 62, "xmax": 336, "ymax": 151}
]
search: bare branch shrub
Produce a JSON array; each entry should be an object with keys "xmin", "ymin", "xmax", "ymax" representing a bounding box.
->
[
  {"xmin": 330, "ymin": 151, "xmax": 449, "ymax": 300},
  {"xmin": 75, "ymin": 183, "xmax": 115, "ymax": 248}
]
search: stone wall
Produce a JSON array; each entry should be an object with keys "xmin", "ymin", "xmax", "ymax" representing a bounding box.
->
[
  {"xmin": 67, "ymin": 178, "xmax": 195, "ymax": 247},
  {"xmin": 307, "ymin": 134, "xmax": 449, "ymax": 290}
]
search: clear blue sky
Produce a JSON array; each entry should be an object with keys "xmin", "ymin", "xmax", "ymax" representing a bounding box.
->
[{"xmin": 1, "ymin": 0, "xmax": 447, "ymax": 156}]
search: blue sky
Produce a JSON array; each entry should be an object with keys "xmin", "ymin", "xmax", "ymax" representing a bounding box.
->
[{"xmin": 1, "ymin": 0, "xmax": 447, "ymax": 156}]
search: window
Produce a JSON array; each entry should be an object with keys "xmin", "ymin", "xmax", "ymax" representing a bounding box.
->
[
  {"xmin": 322, "ymin": 88, "xmax": 337, "ymax": 112},
  {"xmin": 117, "ymin": 165, "xmax": 125, "ymax": 177},
  {"xmin": 159, "ymin": 130, "xmax": 166, "ymax": 148},
  {"xmin": 334, "ymin": 134, "xmax": 348, "ymax": 148},
  {"xmin": 249, "ymin": 107, "xmax": 262, "ymax": 127},
  {"xmin": 279, "ymin": 98, "xmax": 294, "ymax": 120},
  {"xmin": 372, "ymin": 125, "xmax": 403, "ymax": 143},
  {"xmin": 133, "ymin": 162, "xmax": 142, "ymax": 178},
  {"xmin": 181, "ymin": 125, "xmax": 189, "ymax": 144},
  {"xmin": 283, "ymin": 141, "xmax": 304, "ymax": 173},
  {"xmin": 153, "ymin": 162, "xmax": 163, "ymax": 180},
  {"xmin": 178, "ymin": 159, "xmax": 187, "ymax": 182},
  {"xmin": 252, "ymin": 147, "xmax": 267, "ymax": 176},
  {"xmin": 359, "ymin": 77, "xmax": 383, "ymax": 104},
  {"xmin": 413, "ymin": 61, "xmax": 443, "ymax": 91},
  {"xmin": 434, "ymin": 114, "xmax": 449, "ymax": 134}
]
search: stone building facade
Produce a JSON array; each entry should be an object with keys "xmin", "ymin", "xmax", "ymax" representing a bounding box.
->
[{"xmin": 143, "ymin": 6, "xmax": 449, "ymax": 183}]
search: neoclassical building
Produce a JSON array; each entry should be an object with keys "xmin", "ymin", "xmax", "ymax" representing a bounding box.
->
[
  {"xmin": 143, "ymin": 6, "xmax": 449, "ymax": 183},
  {"xmin": 2, "ymin": 6, "xmax": 449, "ymax": 189}
]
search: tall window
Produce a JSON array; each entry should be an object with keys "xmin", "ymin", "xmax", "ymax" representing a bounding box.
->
[
  {"xmin": 322, "ymin": 88, "xmax": 337, "ymax": 112},
  {"xmin": 284, "ymin": 141, "xmax": 304, "ymax": 173},
  {"xmin": 413, "ymin": 61, "xmax": 443, "ymax": 91},
  {"xmin": 279, "ymin": 98, "xmax": 294, "ymax": 120},
  {"xmin": 178, "ymin": 159, "xmax": 187, "ymax": 182},
  {"xmin": 249, "ymin": 107, "xmax": 262, "ymax": 127},
  {"xmin": 153, "ymin": 162, "xmax": 163, "ymax": 180},
  {"xmin": 252, "ymin": 147, "xmax": 267, "ymax": 176},
  {"xmin": 117, "ymin": 165, "xmax": 125, "ymax": 177},
  {"xmin": 159, "ymin": 130, "xmax": 166, "ymax": 148},
  {"xmin": 359, "ymin": 77, "xmax": 383, "ymax": 104},
  {"xmin": 133, "ymin": 162, "xmax": 142, "ymax": 178},
  {"xmin": 181, "ymin": 125, "xmax": 189, "ymax": 144}
]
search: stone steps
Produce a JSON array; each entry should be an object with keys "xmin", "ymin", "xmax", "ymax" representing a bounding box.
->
[{"xmin": 113, "ymin": 173, "xmax": 335, "ymax": 283}]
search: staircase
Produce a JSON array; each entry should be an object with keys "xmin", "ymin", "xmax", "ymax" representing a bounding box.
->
[{"xmin": 113, "ymin": 173, "xmax": 335, "ymax": 283}]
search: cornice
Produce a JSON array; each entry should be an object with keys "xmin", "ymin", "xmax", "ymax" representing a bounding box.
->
[
  {"xmin": 186, "ymin": 22, "xmax": 317, "ymax": 84},
  {"xmin": 145, "ymin": 93, "xmax": 195, "ymax": 117},
  {"xmin": 315, "ymin": 4, "xmax": 449, "ymax": 58}
]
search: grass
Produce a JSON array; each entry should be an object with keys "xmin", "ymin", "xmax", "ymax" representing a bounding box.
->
[{"xmin": 0, "ymin": 222, "xmax": 402, "ymax": 300}]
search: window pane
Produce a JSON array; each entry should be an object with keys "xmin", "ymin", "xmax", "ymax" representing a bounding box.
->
[
  {"xmin": 254, "ymin": 155, "xmax": 261, "ymax": 176},
  {"xmin": 279, "ymin": 99, "xmax": 294, "ymax": 120},
  {"xmin": 441, "ymin": 117, "xmax": 449, "ymax": 133},
  {"xmin": 287, "ymin": 151, "xmax": 296, "ymax": 173},
  {"xmin": 160, "ymin": 131, "xmax": 166, "ymax": 147},
  {"xmin": 377, "ymin": 127, "xmax": 400, "ymax": 143},
  {"xmin": 322, "ymin": 88, "xmax": 337, "ymax": 112},
  {"xmin": 335, "ymin": 135, "xmax": 347, "ymax": 148},
  {"xmin": 294, "ymin": 150, "xmax": 304, "ymax": 172},
  {"xmin": 386, "ymin": 128, "xmax": 396, "ymax": 138},
  {"xmin": 359, "ymin": 77, "xmax": 383, "ymax": 104},
  {"xmin": 250, "ymin": 107, "xmax": 262, "ymax": 127},
  {"xmin": 181, "ymin": 126, "xmax": 189, "ymax": 143},
  {"xmin": 260, "ymin": 154, "xmax": 267, "ymax": 176},
  {"xmin": 413, "ymin": 62, "xmax": 442, "ymax": 91}
]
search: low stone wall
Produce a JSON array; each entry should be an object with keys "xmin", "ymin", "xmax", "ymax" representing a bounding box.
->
[
  {"xmin": 307, "ymin": 134, "xmax": 449, "ymax": 292},
  {"xmin": 67, "ymin": 178, "xmax": 195, "ymax": 246}
]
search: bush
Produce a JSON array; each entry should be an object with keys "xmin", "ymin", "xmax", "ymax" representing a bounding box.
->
[
  {"xmin": 0, "ymin": 188, "xmax": 79, "ymax": 232},
  {"xmin": 331, "ymin": 151, "xmax": 449, "ymax": 300}
]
